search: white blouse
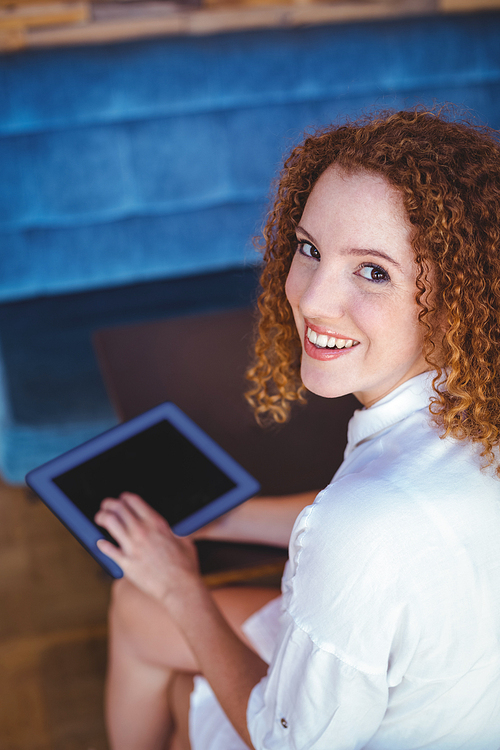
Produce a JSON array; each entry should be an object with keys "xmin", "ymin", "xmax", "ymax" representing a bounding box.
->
[{"xmin": 191, "ymin": 372, "xmax": 500, "ymax": 750}]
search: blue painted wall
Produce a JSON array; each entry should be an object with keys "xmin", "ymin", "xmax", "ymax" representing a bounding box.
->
[{"xmin": 1, "ymin": 11, "xmax": 500, "ymax": 481}]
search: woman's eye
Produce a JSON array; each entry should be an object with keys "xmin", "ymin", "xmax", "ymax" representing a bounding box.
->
[
  {"xmin": 357, "ymin": 263, "xmax": 390, "ymax": 283},
  {"xmin": 297, "ymin": 241, "xmax": 320, "ymax": 260}
]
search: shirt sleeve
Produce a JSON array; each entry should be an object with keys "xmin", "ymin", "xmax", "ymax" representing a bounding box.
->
[
  {"xmin": 246, "ymin": 477, "xmax": 422, "ymax": 750},
  {"xmin": 247, "ymin": 611, "xmax": 388, "ymax": 750}
]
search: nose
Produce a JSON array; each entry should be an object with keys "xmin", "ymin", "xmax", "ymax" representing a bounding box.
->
[{"xmin": 298, "ymin": 266, "xmax": 347, "ymax": 324}]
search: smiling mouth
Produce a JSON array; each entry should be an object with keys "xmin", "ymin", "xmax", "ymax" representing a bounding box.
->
[{"xmin": 306, "ymin": 327, "xmax": 360, "ymax": 350}]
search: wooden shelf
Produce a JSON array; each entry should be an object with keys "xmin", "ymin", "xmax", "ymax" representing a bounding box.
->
[
  {"xmin": 0, "ymin": 0, "xmax": 89, "ymax": 49},
  {"xmin": 0, "ymin": 0, "xmax": 498, "ymax": 53}
]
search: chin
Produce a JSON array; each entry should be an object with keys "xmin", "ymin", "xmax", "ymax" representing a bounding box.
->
[{"xmin": 300, "ymin": 366, "xmax": 353, "ymax": 401}]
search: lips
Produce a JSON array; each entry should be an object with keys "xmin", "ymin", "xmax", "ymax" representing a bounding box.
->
[
  {"xmin": 306, "ymin": 327, "xmax": 359, "ymax": 350},
  {"xmin": 302, "ymin": 325, "xmax": 360, "ymax": 361}
]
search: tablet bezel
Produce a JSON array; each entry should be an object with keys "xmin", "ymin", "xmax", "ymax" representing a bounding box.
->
[{"xmin": 25, "ymin": 402, "xmax": 260, "ymax": 578}]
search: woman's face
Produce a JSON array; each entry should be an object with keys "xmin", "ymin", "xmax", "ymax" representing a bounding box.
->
[{"xmin": 285, "ymin": 165, "xmax": 430, "ymax": 408}]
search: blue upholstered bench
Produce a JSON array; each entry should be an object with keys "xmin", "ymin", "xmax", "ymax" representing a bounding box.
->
[{"xmin": 1, "ymin": 11, "xmax": 500, "ymax": 481}]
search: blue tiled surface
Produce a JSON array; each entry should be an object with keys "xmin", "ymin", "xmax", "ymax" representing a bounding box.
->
[{"xmin": 1, "ymin": 12, "xmax": 500, "ymax": 481}]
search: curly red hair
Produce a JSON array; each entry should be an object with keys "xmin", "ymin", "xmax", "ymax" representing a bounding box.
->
[{"xmin": 246, "ymin": 108, "xmax": 500, "ymax": 472}]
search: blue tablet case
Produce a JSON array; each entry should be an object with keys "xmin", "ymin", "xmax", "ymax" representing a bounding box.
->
[{"xmin": 25, "ymin": 402, "xmax": 260, "ymax": 578}]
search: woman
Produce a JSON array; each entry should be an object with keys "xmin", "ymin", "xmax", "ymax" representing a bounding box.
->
[{"xmin": 95, "ymin": 108, "xmax": 500, "ymax": 750}]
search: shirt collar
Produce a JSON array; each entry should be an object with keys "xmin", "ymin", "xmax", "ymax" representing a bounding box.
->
[{"xmin": 346, "ymin": 371, "xmax": 438, "ymax": 453}]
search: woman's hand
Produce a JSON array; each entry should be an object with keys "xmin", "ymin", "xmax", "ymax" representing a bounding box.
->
[{"xmin": 95, "ymin": 492, "xmax": 200, "ymax": 606}]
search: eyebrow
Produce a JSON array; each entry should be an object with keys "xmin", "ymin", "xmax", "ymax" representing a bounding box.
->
[{"xmin": 295, "ymin": 225, "xmax": 403, "ymax": 271}]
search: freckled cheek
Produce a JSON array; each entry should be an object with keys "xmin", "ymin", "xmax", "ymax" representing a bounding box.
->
[
  {"xmin": 347, "ymin": 295, "xmax": 386, "ymax": 331},
  {"xmin": 349, "ymin": 297, "xmax": 413, "ymax": 352}
]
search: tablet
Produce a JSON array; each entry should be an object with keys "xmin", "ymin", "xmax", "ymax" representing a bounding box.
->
[{"xmin": 25, "ymin": 402, "xmax": 260, "ymax": 578}]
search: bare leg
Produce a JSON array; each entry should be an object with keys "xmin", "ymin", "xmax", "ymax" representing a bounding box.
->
[
  {"xmin": 106, "ymin": 578, "xmax": 279, "ymax": 750},
  {"xmin": 168, "ymin": 672, "xmax": 195, "ymax": 750}
]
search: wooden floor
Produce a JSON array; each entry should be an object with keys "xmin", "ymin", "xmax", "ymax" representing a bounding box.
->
[
  {"xmin": 0, "ymin": 477, "xmax": 285, "ymax": 750},
  {"xmin": 0, "ymin": 478, "xmax": 112, "ymax": 750}
]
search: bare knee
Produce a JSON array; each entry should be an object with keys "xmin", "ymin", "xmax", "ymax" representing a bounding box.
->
[
  {"xmin": 109, "ymin": 578, "xmax": 151, "ymax": 644},
  {"xmin": 108, "ymin": 579, "xmax": 279, "ymax": 669},
  {"xmin": 108, "ymin": 578, "xmax": 152, "ymax": 659},
  {"xmin": 110, "ymin": 577, "xmax": 146, "ymax": 623},
  {"xmin": 109, "ymin": 578, "xmax": 199, "ymax": 671}
]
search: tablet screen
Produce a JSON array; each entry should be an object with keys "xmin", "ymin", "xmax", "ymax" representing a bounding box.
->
[{"xmin": 53, "ymin": 419, "xmax": 236, "ymax": 531}]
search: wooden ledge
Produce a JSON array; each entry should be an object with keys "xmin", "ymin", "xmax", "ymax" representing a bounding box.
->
[{"xmin": 0, "ymin": 0, "xmax": 499, "ymax": 53}]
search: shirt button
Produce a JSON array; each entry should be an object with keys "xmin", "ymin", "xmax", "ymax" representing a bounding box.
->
[{"xmin": 280, "ymin": 718, "xmax": 288, "ymax": 728}]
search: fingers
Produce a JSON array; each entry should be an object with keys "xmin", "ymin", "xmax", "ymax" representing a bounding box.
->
[
  {"xmin": 94, "ymin": 493, "xmax": 201, "ymax": 603},
  {"xmin": 96, "ymin": 498, "xmax": 133, "ymax": 529},
  {"xmin": 96, "ymin": 537, "xmax": 126, "ymax": 567},
  {"xmin": 111, "ymin": 492, "xmax": 171, "ymax": 531},
  {"xmin": 95, "ymin": 496, "xmax": 143, "ymax": 554},
  {"xmin": 96, "ymin": 493, "xmax": 153, "ymax": 528},
  {"xmin": 94, "ymin": 493, "xmax": 173, "ymax": 553},
  {"xmin": 119, "ymin": 491, "xmax": 154, "ymax": 521}
]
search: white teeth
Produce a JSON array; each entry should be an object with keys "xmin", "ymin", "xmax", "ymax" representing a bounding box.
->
[
  {"xmin": 307, "ymin": 327, "xmax": 357, "ymax": 350},
  {"xmin": 316, "ymin": 334, "xmax": 328, "ymax": 347}
]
